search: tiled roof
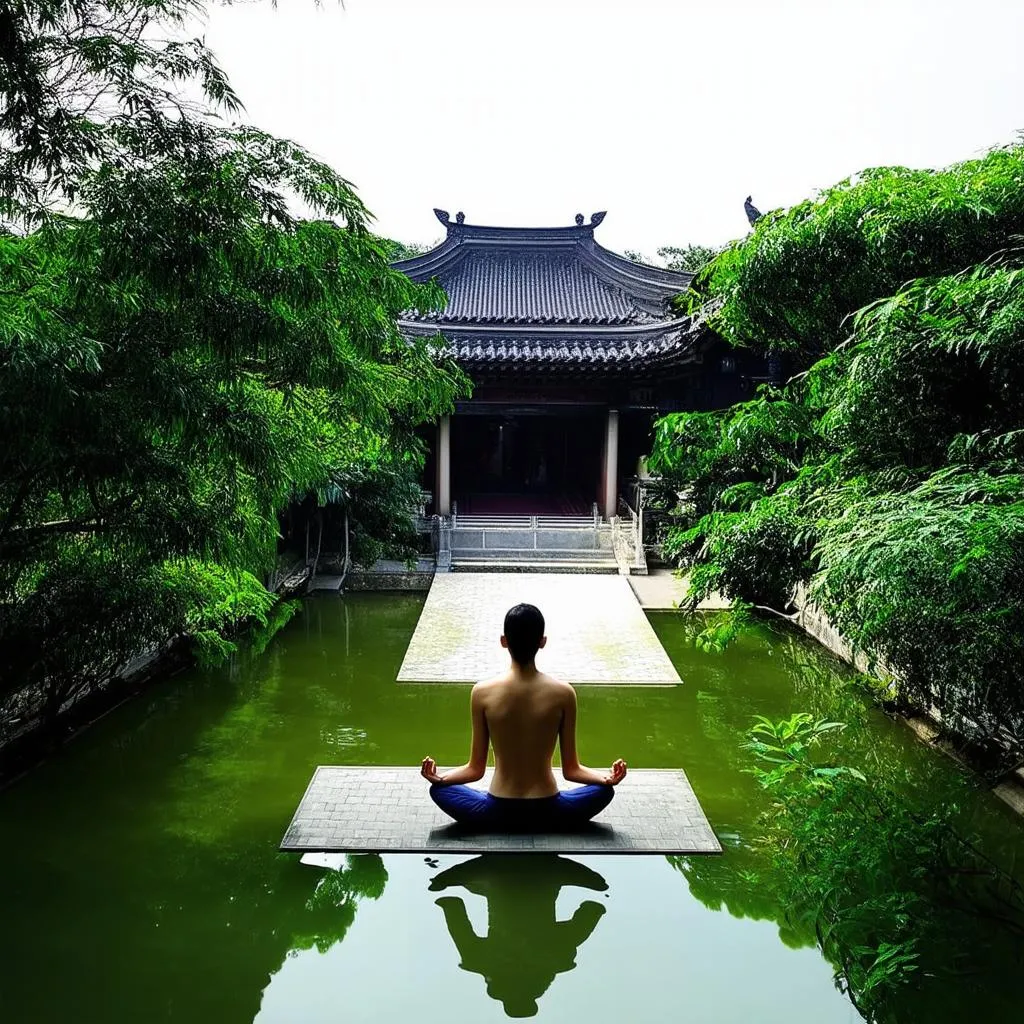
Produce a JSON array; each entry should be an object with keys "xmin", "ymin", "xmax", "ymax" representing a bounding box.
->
[
  {"xmin": 446, "ymin": 330, "xmax": 689, "ymax": 366},
  {"xmin": 402, "ymin": 249, "xmax": 661, "ymax": 325},
  {"xmin": 393, "ymin": 213, "xmax": 698, "ymax": 371},
  {"xmin": 409, "ymin": 323, "xmax": 704, "ymax": 372}
]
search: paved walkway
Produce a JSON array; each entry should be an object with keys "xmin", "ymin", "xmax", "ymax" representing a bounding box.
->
[
  {"xmin": 628, "ymin": 569, "xmax": 731, "ymax": 611},
  {"xmin": 397, "ymin": 573, "xmax": 682, "ymax": 685},
  {"xmin": 281, "ymin": 767, "xmax": 721, "ymax": 854}
]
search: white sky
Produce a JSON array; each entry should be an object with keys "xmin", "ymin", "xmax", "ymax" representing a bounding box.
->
[{"xmin": 203, "ymin": 0, "xmax": 1024, "ymax": 259}]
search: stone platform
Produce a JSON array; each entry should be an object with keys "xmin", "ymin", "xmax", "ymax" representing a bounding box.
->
[
  {"xmin": 280, "ymin": 767, "xmax": 721, "ymax": 854},
  {"xmin": 396, "ymin": 573, "xmax": 681, "ymax": 685},
  {"xmin": 627, "ymin": 569, "xmax": 731, "ymax": 611}
]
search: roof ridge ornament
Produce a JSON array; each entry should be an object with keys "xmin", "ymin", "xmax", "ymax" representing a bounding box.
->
[
  {"xmin": 575, "ymin": 213, "xmax": 585, "ymax": 226},
  {"xmin": 434, "ymin": 208, "xmax": 467, "ymax": 236},
  {"xmin": 590, "ymin": 211, "xmax": 607, "ymax": 227}
]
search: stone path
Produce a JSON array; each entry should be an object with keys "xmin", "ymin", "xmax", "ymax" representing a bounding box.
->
[
  {"xmin": 280, "ymin": 767, "xmax": 721, "ymax": 854},
  {"xmin": 396, "ymin": 573, "xmax": 681, "ymax": 685},
  {"xmin": 628, "ymin": 569, "xmax": 731, "ymax": 611}
]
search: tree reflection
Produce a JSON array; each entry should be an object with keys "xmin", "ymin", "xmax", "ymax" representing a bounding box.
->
[
  {"xmin": 290, "ymin": 853, "xmax": 388, "ymax": 954},
  {"xmin": 669, "ymin": 616, "xmax": 1024, "ymax": 1023},
  {"xmin": 667, "ymin": 849, "xmax": 813, "ymax": 950},
  {"xmin": 430, "ymin": 854, "xmax": 608, "ymax": 1018}
]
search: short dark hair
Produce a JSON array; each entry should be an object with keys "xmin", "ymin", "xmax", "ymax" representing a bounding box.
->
[{"xmin": 503, "ymin": 603, "xmax": 545, "ymax": 665}]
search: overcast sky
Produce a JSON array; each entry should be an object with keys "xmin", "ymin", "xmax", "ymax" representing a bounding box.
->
[{"xmin": 203, "ymin": 0, "xmax": 1024, "ymax": 259}]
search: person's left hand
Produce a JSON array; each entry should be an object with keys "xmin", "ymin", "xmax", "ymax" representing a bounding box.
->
[{"xmin": 421, "ymin": 756, "xmax": 444, "ymax": 784}]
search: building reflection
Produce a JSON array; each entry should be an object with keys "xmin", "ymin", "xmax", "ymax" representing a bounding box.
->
[{"xmin": 430, "ymin": 854, "xmax": 609, "ymax": 1018}]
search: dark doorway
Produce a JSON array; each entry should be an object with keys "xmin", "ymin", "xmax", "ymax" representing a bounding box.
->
[
  {"xmin": 452, "ymin": 411, "xmax": 603, "ymax": 515},
  {"xmin": 619, "ymin": 410, "xmax": 658, "ymax": 482}
]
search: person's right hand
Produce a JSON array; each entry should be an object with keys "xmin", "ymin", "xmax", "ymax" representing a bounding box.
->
[{"xmin": 604, "ymin": 759, "xmax": 628, "ymax": 785}]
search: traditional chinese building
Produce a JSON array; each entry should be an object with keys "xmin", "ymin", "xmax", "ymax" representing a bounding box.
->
[{"xmin": 393, "ymin": 210, "xmax": 761, "ymax": 520}]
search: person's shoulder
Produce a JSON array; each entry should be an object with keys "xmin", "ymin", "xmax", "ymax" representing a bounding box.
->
[
  {"xmin": 539, "ymin": 673, "xmax": 576, "ymax": 699},
  {"xmin": 473, "ymin": 674, "xmax": 507, "ymax": 688},
  {"xmin": 471, "ymin": 676, "xmax": 505, "ymax": 697}
]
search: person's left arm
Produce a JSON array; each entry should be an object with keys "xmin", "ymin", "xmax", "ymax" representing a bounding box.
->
[{"xmin": 420, "ymin": 683, "xmax": 489, "ymax": 785}]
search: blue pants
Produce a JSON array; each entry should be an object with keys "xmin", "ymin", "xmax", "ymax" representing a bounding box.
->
[{"xmin": 430, "ymin": 783, "xmax": 614, "ymax": 831}]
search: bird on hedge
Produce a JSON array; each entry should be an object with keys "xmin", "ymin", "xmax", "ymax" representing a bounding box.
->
[{"xmin": 744, "ymin": 195, "xmax": 762, "ymax": 226}]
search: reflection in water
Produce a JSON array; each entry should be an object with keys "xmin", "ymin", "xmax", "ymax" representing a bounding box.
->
[
  {"xmin": 290, "ymin": 853, "xmax": 388, "ymax": 954},
  {"xmin": 430, "ymin": 855, "xmax": 608, "ymax": 1018},
  {"xmin": 668, "ymin": 850, "xmax": 812, "ymax": 950},
  {"xmin": 4, "ymin": 598, "xmax": 1023, "ymax": 1023}
]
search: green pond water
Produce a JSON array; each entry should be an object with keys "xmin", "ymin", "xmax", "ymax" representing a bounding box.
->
[{"xmin": 1, "ymin": 593, "xmax": 1022, "ymax": 1023}]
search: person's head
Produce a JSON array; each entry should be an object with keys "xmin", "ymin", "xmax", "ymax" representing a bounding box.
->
[{"xmin": 501, "ymin": 603, "xmax": 546, "ymax": 666}]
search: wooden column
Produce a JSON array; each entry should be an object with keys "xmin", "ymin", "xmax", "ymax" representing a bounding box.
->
[
  {"xmin": 602, "ymin": 407, "xmax": 619, "ymax": 521},
  {"xmin": 436, "ymin": 414, "xmax": 452, "ymax": 516}
]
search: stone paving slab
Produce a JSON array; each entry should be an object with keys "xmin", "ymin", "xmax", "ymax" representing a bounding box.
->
[
  {"xmin": 628, "ymin": 569, "xmax": 732, "ymax": 611},
  {"xmin": 397, "ymin": 573, "xmax": 681, "ymax": 685},
  {"xmin": 280, "ymin": 767, "xmax": 721, "ymax": 854}
]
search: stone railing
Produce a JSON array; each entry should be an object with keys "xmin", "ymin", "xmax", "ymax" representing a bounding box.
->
[{"xmin": 613, "ymin": 498, "xmax": 647, "ymax": 575}]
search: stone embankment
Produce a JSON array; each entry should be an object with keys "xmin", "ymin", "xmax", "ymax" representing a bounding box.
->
[{"xmin": 2, "ymin": 560, "xmax": 312, "ymax": 780}]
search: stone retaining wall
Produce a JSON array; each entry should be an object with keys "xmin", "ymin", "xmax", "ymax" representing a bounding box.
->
[
  {"xmin": 792, "ymin": 583, "xmax": 878, "ymax": 675},
  {"xmin": 791, "ymin": 585, "xmax": 1024, "ymax": 819},
  {"xmin": 344, "ymin": 571, "xmax": 433, "ymax": 592}
]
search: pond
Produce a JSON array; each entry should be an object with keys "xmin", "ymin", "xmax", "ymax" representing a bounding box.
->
[{"xmin": 0, "ymin": 593, "xmax": 1021, "ymax": 1023}]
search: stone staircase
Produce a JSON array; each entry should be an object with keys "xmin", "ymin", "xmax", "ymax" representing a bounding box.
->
[{"xmin": 442, "ymin": 515, "xmax": 620, "ymax": 573}]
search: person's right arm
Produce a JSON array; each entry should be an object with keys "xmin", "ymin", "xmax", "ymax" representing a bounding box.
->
[
  {"xmin": 421, "ymin": 683, "xmax": 490, "ymax": 785},
  {"xmin": 558, "ymin": 685, "xmax": 627, "ymax": 786}
]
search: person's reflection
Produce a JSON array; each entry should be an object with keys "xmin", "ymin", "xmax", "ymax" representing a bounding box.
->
[{"xmin": 429, "ymin": 854, "xmax": 608, "ymax": 1018}]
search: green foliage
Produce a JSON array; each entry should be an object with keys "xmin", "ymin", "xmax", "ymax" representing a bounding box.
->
[
  {"xmin": 657, "ymin": 243, "xmax": 721, "ymax": 273},
  {"xmin": 292, "ymin": 855, "xmax": 389, "ymax": 955},
  {"xmin": 649, "ymin": 392, "xmax": 814, "ymax": 520},
  {"xmin": 307, "ymin": 424, "xmax": 436, "ymax": 567},
  {"xmin": 624, "ymin": 244, "xmax": 719, "ymax": 274},
  {"xmin": 246, "ymin": 598, "xmax": 302, "ymax": 661},
  {"xmin": 0, "ymin": 1, "xmax": 469, "ymax": 730},
  {"xmin": 701, "ymin": 146, "xmax": 1024, "ymax": 359},
  {"xmin": 0, "ymin": 0, "xmax": 242, "ymax": 223},
  {"xmin": 742, "ymin": 712, "xmax": 864, "ymax": 788},
  {"xmin": 680, "ymin": 492, "xmax": 811, "ymax": 610},
  {"xmin": 814, "ymin": 261, "xmax": 1024, "ymax": 476},
  {"xmin": 745, "ymin": 713, "xmax": 1024, "ymax": 1021},
  {"xmin": 693, "ymin": 602, "xmax": 752, "ymax": 653},
  {"xmin": 383, "ymin": 238, "xmax": 438, "ymax": 262},
  {"xmin": 650, "ymin": 144, "xmax": 1024, "ymax": 761},
  {"xmin": 650, "ymin": 393, "xmax": 815, "ymax": 609}
]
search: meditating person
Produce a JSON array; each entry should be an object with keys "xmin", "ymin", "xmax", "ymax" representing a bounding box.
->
[{"xmin": 420, "ymin": 602, "xmax": 627, "ymax": 830}]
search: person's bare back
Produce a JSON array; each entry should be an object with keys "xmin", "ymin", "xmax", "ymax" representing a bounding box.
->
[
  {"xmin": 420, "ymin": 603, "xmax": 627, "ymax": 800},
  {"xmin": 475, "ymin": 667, "xmax": 571, "ymax": 798}
]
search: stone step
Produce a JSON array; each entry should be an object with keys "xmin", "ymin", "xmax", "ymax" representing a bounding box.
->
[
  {"xmin": 450, "ymin": 559, "xmax": 618, "ymax": 574},
  {"xmin": 450, "ymin": 547, "xmax": 616, "ymax": 561},
  {"xmin": 308, "ymin": 574, "xmax": 345, "ymax": 592},
  {"xmin": 450, "ymin": 529, "xmax": 613, "ymax": 552}
]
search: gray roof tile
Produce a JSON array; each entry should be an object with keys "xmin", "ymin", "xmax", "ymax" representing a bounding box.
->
[
  {"xmin": 437, "ymin": 327, "xmax": 696, "ymax": 370},
  {"xmin": 403, "ymin": 249, "xmax": 659, "ymax": 325},
  {"xmin": 393, "ymin": 216, "xmax": 699, "ymax": 370}
]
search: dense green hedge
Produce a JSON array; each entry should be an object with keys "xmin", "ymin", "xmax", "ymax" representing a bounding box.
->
[{"xmin": 651, "ymin": 144, "xmax": 1024, "ymax": 767}]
